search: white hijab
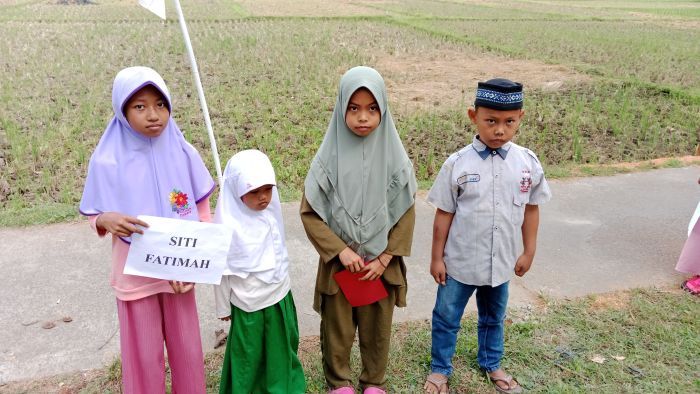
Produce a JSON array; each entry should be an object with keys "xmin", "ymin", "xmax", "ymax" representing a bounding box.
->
[{"xmin": 214, "ymin": 150, "xmax": 288, "ymax": 284}]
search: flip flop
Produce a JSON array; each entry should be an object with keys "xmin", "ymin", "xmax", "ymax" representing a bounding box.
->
[
  {"xmin": 423, "ymin": 373, "xmax": 449, "ymax": 394},
  {"xmin": 489, "ymin": 374, "xmax": 523, "ymax": 394},
  {"xmin": 328, "ymin": 387, "xmax": 355, "ymax": 394},
  {"xmin": 681, "ymin": 276, "xmax": 700, "ymax": 295}
]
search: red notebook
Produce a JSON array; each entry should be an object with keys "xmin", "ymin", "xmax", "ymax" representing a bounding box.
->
[{"xmin": 333, "ymin": 268, "xmax": 389, "ymax": 307}]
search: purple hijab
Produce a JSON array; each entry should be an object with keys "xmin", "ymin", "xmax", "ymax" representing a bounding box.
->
[{"xmin": 80, "ymin": 66, "xmax": 215, "ymax": 242}]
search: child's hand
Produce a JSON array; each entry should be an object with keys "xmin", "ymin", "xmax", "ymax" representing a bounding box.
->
[
  {"xmin": 430, "ymin": 258, "xmax": 447, "ymax": 286},
  {"xmin": 220, "ymin": 316, "xmax": 230, "ymax": 321},
  {"xmin": 339, "ymin": 247, "xmax": 364, "ymax": 273},
  {"xmin": 360, "ymin": 254, "xmax": 391, "ymax": 281},
  {"xmin": 514, "ymin": 253, "xmax": 534, "ymax": 277},
  {"xmin": 96, "ymin": 212, "xmax": 149, "ymax": 237},
  {"xmin": 170, "ymin": 280, "xmax": 195, "ymax": 293}
]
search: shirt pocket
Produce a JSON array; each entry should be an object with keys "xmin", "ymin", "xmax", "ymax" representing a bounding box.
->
[
  {"xmin": 511, "ymin": 195, "xmax": 527, "ymax": 226},
  {"xmin": 456, "ymin": 172, "xmax": 479, "ymax": 199}
]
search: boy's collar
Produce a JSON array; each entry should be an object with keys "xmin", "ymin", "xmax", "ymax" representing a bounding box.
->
[{"xmin": 473, "ymin": 135, "xmax": 510, "ymax": 160}]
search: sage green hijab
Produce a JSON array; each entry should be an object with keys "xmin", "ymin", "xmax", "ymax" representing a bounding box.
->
[{"xmin": 304, "ymin": 66, "xmax": 417, "ymax": 260}]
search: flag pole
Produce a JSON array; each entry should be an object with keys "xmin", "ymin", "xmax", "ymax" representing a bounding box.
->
[{"xmin": 172, "ymin": 0, "xmax": 224, "ymax": 186}]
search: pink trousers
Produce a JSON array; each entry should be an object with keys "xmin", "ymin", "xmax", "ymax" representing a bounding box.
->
[{"xmin": 116, "ymin": 290, "xmax": 205, "ymax": 394}]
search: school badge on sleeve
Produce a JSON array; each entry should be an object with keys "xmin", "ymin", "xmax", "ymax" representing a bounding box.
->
[{"xmin": 519, "ymin": 169, "xmax": 532, "ymax": 193}]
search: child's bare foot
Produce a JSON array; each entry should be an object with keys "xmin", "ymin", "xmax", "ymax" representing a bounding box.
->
[
  {"xmin": 423, "ymin": 372, "xmax": 449, "ymax": 394},
  {"xmin": 488, "ymin": 369, "xmax": 523, "ymax": 393}
]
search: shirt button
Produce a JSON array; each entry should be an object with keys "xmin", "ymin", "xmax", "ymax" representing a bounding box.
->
[
  {"xmin": 492, "ymin": 150, "xmax": 497, "ymax": 155},
  {"xmin": 495, "ymin": 174, "xmax": 499, "ymax": 178}
]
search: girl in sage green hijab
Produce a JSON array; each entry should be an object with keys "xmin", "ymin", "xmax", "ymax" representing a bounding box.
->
[{"xmin": 301, "ymin": 66, "xmax": 417, "ymax": 394}]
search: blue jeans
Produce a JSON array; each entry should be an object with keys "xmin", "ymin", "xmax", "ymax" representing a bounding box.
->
[{"xmin": 430, "ymin": 276, "xmax": 509, "ymax": 375}]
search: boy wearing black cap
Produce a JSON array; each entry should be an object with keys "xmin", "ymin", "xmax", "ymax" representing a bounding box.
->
[{"xmin": 423, "ymin": 79, "xmax": 551, "ymax": 394}]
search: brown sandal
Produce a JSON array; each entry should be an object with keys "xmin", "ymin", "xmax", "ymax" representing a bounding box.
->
[
  {"xmin": 423, "ymin": 373, "xmax": 449, "ymax": 394},
  {"xmin": 489, "ymin": 374, "xmax": 523, "ymax": 393}
]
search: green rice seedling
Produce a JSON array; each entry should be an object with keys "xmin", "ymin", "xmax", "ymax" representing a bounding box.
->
[
  {"xmin": 365, "ymin": 0, "xmax": 564, "ymax": 20},
  {"xmin": 1, "ymin": 1, "xmax": 699, "ymax": 225},
  {"xmin": 405, "ymin": 18, "xmax": 700, "ymax": 96}
]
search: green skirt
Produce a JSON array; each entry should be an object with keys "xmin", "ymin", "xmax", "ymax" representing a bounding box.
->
[{"xmin": 219, "ymin": 291, "xmax": 306, "ymax": 394}]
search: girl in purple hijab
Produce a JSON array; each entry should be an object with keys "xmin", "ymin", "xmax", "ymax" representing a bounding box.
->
[{"xmin": 80, "ymin": 66, "xmax": 214, "ymax": 394}]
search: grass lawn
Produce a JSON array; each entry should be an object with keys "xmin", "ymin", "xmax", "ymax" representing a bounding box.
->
[{"xmin": 2, "ymin": 287, "xmax": 698, "ymax": 393}]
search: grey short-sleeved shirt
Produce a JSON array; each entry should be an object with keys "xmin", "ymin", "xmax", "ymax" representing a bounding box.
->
[{"xmin": 427, "ymin": 135, "xmax": 551, "ymax": 287}]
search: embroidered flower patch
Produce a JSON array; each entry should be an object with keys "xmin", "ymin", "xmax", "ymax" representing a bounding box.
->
[{"xmin": 169, "ymin": 189, "xmax": 192, "ymax": 217}]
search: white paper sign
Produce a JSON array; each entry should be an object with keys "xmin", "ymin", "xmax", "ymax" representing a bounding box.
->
[{"xmin": 125, "ymin": 215, "xmax": 232, "ymax": 284}]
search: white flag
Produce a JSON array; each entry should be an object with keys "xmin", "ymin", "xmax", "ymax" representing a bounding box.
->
[{"xmin": 139, "ymin": 0, "xmax": 166, "ymax": 19}]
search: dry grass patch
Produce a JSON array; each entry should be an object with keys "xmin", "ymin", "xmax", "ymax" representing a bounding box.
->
[
  {"xmin": 636, "ymin": 18, "xmax": 700, "ymax": 30},
  {"xmin": 236, "ymin": 0, "xmax": 378, "ymax": 17},
  {"xmin": 589, "ymin": 291, "xmax": 632, "ymax": 312},
  {"xmin": 627, "ymin": 9, "xmax": 700, "ymax": 29},
  {"xmin": 552, "ymin": 156, "xmax": 700, "ymax": 179},
  {"xmin": 376, "ymin": 50, "xmax": 591, "ymax": 113},
  {"xmin": 611, "ymin": 156, "xmax": 700, "ymax": 170},
  {"xmin": 298, "ymin": 335, "xmax": 321, "ymax": 354}
]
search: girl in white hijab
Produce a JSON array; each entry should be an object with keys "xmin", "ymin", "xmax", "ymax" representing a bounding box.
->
[
  {"xmin": 301, "ymin": 66, "xmax": 417, "ymax": 394},
  {"xmin": 214, "ymin": 149, "xmax": 305, "ymax": 394}
]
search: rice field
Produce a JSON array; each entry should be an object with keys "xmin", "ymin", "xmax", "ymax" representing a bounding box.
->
[{"xmin": 0, "ymin": 0, "xmax": 698, "ymax": 225}]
